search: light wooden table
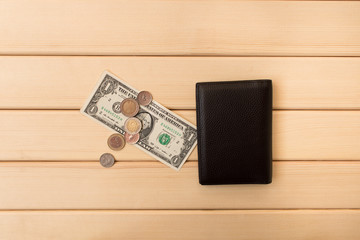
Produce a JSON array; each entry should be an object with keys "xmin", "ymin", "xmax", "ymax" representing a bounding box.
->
[{"xmin": 0, "ymin": 1, "xmax": 359, "ymax": 239}]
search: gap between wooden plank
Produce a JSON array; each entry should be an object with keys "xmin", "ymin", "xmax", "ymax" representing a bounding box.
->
[
  {"xmin": 0, "ymin": 160, "xmax": 359, "ymax": 163},
  {"xmin": 1, "ymin": 108, "xmax": 360, "ymax": 111},
  {"xmin": 0, "ymin": 53, "xmax": 360, "ymax": 58},
  {"xmin": 0, "ymin": 209, "xmax": 359, "ymax": 212},
  {"xmin": 0, "ymin": 160, "xmax": 357, "ymax": 165}
]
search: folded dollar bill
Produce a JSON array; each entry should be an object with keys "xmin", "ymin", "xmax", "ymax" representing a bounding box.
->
[{"xmin": 80, "ymin": 71, "xmax": 197, "ymax": 170}]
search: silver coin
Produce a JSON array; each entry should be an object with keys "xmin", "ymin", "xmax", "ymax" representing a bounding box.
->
[
  {"xmin": 137, "ymin": 91, "xmax": 153, "ymax": 106},
  {"xmin": 99, "ymin": 153, "xmax": 115, "ymax": 168}
]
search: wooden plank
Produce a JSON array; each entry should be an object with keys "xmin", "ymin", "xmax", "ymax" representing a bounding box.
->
[
  {"xmin": 0, "ymin": 1, "xmax": 359, "ymax": 56},
  {"xmin": 0, "ymin": 110, "xmax": 359, "ymax": 161},
  {"xmin": 0, "ymin": 162, "xmax": 359, "ymax": 209},
  {"xmin": 1, "ymin": 56, "xmax": 360, "ymax": 109},
  {"xmin": 0, "ymin": 210, "xmax": 359, "ymax": 240}
]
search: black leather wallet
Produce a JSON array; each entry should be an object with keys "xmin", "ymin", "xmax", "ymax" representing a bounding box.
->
[{"xmin": 196, "ymin": 80, "xmax": 272, "ymax": 185}]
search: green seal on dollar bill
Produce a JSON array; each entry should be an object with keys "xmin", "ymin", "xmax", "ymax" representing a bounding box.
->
[{"xmin": 159, "ymin": 133, "xmax": 171, "ymax": 145}]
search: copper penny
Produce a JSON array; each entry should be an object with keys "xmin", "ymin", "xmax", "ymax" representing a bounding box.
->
[
  {"xmin": 120, "ymin": 98, "xmax": 139, "ymax": 117},
  {"xmin": 137, "ymin": 91, "xmax": 153, "ymax": 106},
  {"xmin": 107, "ymin": 133, "xmax": 125, "ymax": 151},
  {"xmin": 124, "ymin": 117, "xmax": 142, "ymax": 134},
  {"xmin": 124, "ymin": 132, "xmax": 140, "ymax": 144},
  {"xmin": 99, "ymin": 153, "xmax": 115, "ymax": 168}
]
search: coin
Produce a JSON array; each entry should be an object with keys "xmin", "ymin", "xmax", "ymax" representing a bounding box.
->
[
  {"xmin": 99, "ymin": 153, "xmax": 115, "ymax": 168},
  {"xmin": 107, "ymin": 133, "xmax": 125, "ymax": 151},
  {"xmin": 124, "ymin": 132, "xmax": 140, "ymax": 144},
  {"xmin": 124, "ymin": 117, "xmax": 142, "ymax": 134},
  {"xmin": 137, "ymin": 91, "xmax": 153, "ymax": 106},
  {"xmin": 120, "ymin": 98, "xmax": 139, "ymax": 117}
]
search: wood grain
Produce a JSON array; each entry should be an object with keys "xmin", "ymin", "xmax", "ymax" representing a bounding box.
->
[
  {"xmin": 0, "ymin": 110, "xmax": 359, "ymax": 161},
  {"xmin": 0, "ymin": 210, "xmax": 359, "ymax": 240},
  {"xmin": 0, "ymin": 161, "xmax": 359, "ymax": 209},
  {"xmin": 1, "ymin": 56, "xmax": 360, "ymax": 109},
  {"xmin": 0, "ymin": 0, "xmax": 359, "ymax": 238},
  {"xmin": 0, "ymin": 1, "xmax": 359, "ymax": 56}
]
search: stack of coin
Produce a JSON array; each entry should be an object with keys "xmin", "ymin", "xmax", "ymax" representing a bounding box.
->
[
  {"xmin": 100, "ymin": 91, "xmax": 153, "ymax": 167},
  {"xmin": 119, "ymin": 91, "xmax": 153, "ymax": 144}
]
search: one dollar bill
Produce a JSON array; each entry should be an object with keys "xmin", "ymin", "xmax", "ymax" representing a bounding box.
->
[{"xmin": 80, "ymin": 71, "xmax": 197, "ymax": 170}]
